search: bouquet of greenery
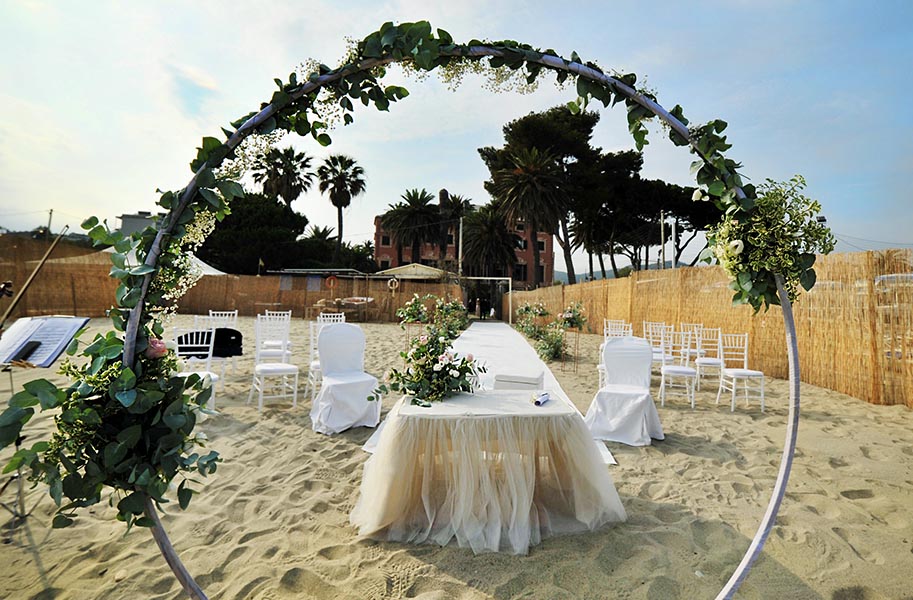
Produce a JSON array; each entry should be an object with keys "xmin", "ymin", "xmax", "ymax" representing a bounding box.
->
[
  {"xmin": 396, "ymin": 293, "xmax": 430, "ymax": 326},
  {"xmin": 558, "ymin": 302, "xmax": 587, "ymax": 329},
  {"xmin": 517, "ymin": 300, "xmax": 549, "ymax": 318},
  {"xmin": 433, "ymin": 297, "xmax": 469, "ymax": 337},
  {"xmin": 702, "ymin": 175, "xmax": 835, "ymax": 310},
  {"xmin": 535, "ymin": 322, "xmax": 566, "ymax": 361},
  {"xmin": 370, "ymin": 326, "xmax": 485, "ymax": 406}
]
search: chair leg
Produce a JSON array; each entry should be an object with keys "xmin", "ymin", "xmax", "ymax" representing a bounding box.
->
[
  {"xmin": 247, "ymin": 376, "xmax": 255, "ymax": 405},
  {"xmin": 690, "ymin": 377, "xmax": 696, "ymax": 409},
  {"xmin": 659, "ymin": 372, "xmax": 666, "ymax": 406},
  {"xmin": 258, "ymin": 379, "xmax": 265, "ymax": 413},
  {"xmin": 760, "ymin": 377, "xmax": 765, "ymax": 412},
  {"xmin": 715, "ymin": 378, "xmax": 723, "ymax": 405},
  {"xmin": 292, "ymin": 372, "xmax": 299, "ymax": 408},
  {"xmin": 731, "ymin": 380, "xmax": 737, "ymax": 412}
]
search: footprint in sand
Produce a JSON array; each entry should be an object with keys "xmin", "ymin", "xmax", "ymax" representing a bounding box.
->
[
  {"xmin": 840, "ymin": 489, "xmax": 875, "ymax": 500},
  {"xmin": 832, "ymin": 527, "xmax": 885, "ymax": 565},
  {"xmin": 859, "ymin": 445, "xmax": 891, "ymax": 461},
  {"xmin": 828, "ymin": 457, "xmax": 849, "ymax": 468}
]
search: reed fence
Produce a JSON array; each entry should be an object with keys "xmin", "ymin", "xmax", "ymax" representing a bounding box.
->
[
  {"xmin": 1, "ymin": 250, "xmax": 461, "ymax": 325},
  {"xmin": 505, "ymin": 250, "xmax": 913, "ymax": 408}
]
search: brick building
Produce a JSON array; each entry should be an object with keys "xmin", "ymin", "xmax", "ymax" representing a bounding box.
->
[{"xmin": 372, "ymin": 215, "xmax": 555, "ymax": 290}]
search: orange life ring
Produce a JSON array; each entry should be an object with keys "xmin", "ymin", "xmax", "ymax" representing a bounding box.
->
[{"xmin": 325, "ymin": 275, "xmax": 338, "ymax": 289}]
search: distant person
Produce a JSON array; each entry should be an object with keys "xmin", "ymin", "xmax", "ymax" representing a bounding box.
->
[{"xmin": 489, "ymin": 307, "xmax": 496, "ymax": 319}]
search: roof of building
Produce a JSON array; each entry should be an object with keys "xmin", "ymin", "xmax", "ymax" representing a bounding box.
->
[{"xmin": 375, "ymin": 263, "xmax": 456, "ymax": 280}]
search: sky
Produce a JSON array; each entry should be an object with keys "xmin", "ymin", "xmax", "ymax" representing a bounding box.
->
[{"xmin": 1, "ymin": 0, "xmax": 912, "ymax": 274}]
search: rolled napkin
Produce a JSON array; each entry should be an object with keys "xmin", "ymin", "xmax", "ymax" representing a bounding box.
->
[{"xmin": 532, "ymin": 391, "xmax": 550, "ymax": 406}]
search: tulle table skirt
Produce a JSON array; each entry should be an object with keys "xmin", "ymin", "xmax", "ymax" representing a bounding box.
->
[{"xmin": 350, "ymin": 391, "xmax": 626, "ymax": 554}]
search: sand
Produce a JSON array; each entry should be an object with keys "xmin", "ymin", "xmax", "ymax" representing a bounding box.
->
[{"xmin": 1, "ymin": 315, "xmax": 912, "ymax": 600}]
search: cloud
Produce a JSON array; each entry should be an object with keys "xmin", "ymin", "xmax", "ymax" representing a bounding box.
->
[{"xmin": 168, "ymin": 63, "xmax": 219, "ymax": 118}]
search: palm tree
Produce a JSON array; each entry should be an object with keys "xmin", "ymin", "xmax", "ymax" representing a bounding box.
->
[
  {"xmin": 305, "ymin": 224, "xmax": 336, "ymax": 242},
  {"xmin": 316, "ymin": 154, "xmax": 367, "ymax": 263},
  {"xmin": 462, "ymin": 203, "xmax": 519, "ymax": 277},
  {"xmin": 491, "ymin": 147, "xmax": 566, "ymax": 288},
  {"xmin": 436, "ymin": 190, "xmax": 474, "ymax": 267},
  {"xmin": 381, "ymin": 189, "xmax": 439, "ymax": 265},
  {"xmin": 251, "ymin": 146, "xmax": 315, "ymax": 207}
]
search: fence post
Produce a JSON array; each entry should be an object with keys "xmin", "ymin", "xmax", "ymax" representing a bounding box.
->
[{"xmin": 864, "ymin": 252, "xmax": 884, "ymax": 405}]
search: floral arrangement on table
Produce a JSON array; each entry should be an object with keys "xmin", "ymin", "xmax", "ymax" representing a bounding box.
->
[
  {"xmin": 396, "ymin": 293, "xmax": 431, "ymax": 326},
  {"xmin": 558, "ymin": 302, "xmax": 587, "ymax": 330},
  {"xmin": 370, "ymin": 326, "xmax": 485, "ymax": 406}
]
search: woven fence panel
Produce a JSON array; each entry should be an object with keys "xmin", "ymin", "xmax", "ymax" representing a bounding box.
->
[
  {"xmin": 177, "ymin": 275, "xmax": 461, "ymax": 322},
  {"xmin": 502, "ymin": 251, "xmax": 913, "ymax": 407}
]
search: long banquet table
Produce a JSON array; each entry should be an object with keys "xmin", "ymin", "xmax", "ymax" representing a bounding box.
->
[{"xmin": 350, "ymin": 322, "xmax": 627, "ymax": 554}]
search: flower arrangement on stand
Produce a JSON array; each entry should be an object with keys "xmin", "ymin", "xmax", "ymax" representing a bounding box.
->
[
  {"xmin": 534, "ymin": 321, "xmax": 567, "ymax": 361},
  {"xmin": 370, "ymin": 326, "xmax": 485, "ymax": 406},
  {"xmin": 558, "ymin": 302, "xmax": 587, "ymax": 330},
  {"xmin": 432, "ymin": 297, "xmax": 469, "ymax": 337},
  {"xmin": 516, "ymin": 301, "xmax": 550, "ymax": 339},
  {"xmin": 396, "ymin": 293, "xmax": 431, "ymax": 326}
]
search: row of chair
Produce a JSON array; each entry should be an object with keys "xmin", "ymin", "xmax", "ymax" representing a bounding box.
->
[{"xmin": 598, "ymin": 319, "xmax": 765, "ymax": 412}]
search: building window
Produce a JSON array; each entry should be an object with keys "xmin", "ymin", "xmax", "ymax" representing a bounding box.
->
[
  {"xmin": 517, "ymin": 238, "xmax": 527, "ymax": 250},
  {"xmin": 537, "ymin": 264, "xmax": 545, "ymax": 282},
  {"xmin": 381, "ymin": 234, "xmax": 390, "ymax": 246},
  {"xmin": 513, "ymin": 263, "xmax": 528, "ymax": 282},
  {"xmin": 380, "ymin": 259, "xmax": 391, "ymax": 269},
  {"xmin": 447, "ymin": 233, "xmax": 454, "ymax": 245},
  {"xmin": 537, "ymin": 239, "xmax": 545, "ymax": 252},
  {"xmin": 515, "ymin": 223, "xmax": 525, "ymax": 232}
]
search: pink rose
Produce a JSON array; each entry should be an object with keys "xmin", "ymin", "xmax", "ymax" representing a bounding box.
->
[
  {"xmin": 145, "ymin": 338, "xmax": 168, "ymax": 359},
  {"xmin": 467, "ymin": 353, "xmax": 474, "ymax": 362}
]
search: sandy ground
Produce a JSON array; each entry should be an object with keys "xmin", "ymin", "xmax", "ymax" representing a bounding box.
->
[{"xmin": 1, "ymin": 315, "xmax": 912, "ymax": 600}]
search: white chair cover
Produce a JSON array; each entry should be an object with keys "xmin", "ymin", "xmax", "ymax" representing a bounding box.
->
[
  {"xmin": 584, "ymin": 337, "xmax": 664, "ymax": 446},
  {"xmin": 310, "ymin": 323, "xmax": 380, "ymax": 435}
]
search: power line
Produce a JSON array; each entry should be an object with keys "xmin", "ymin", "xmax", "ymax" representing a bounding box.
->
[
  {"xmin": 833, "ymin": 234, "xmax": 871, "ymax": 252},
  {"xmin": 832, "ymin": 231, "xmax": 913, "ymax": 247}
]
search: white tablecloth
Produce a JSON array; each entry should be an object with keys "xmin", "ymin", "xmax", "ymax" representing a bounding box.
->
[
  {"xmin": 365, "ymin": 322, "xmax": 616, "ymax": 464},
  {"xmin": 349, "ymin": 389, "xmax": 626, "ymax": 554}
]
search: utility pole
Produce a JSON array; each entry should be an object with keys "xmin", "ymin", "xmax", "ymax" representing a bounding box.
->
[
  {"xmin": 458, "ymin": 216, "xmax": 463, "ymax": 276},
  {"xmin": 660, "ymin": 210, "xmax": 665, "ymax": 270},
  {"xmin": 47, "ymin": 209, "xmax": 53, "ymax": 239},
  {"xmin": 671, "ymin": 218, "xmax": 678, "ymax": 269}
]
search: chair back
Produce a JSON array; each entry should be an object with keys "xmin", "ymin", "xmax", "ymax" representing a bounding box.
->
[
  {"xmin": 264, "ymin": 309, "xmax": 292, "ymax": 319},
  {"xmin": 644, "ymin": 322, "xmax": 673, "ymax": 352},
  {"xmin": 667, "ymin": 330, "xmax": 694, "ymax": 366},
  {"xmin": 697, "ymin": 327, "xmax": 721, "ymax": 359},
  {"xmin": 208, "ymin": 309, "xmax": 238, "ymax": 328},
  {"xmin": 603, "ymin": 319, "xmax": 632, "ymax": 338},
  {"xmin": 173, "ymin": 327, "xmax": 215, "ymax": 372},
  {"xmin": 601, "ymin": 337, "xmax": 652, "ymax": 389},
  {"xmin": 255, "ymin": 314, "xmax": 291, "ymax": 362},
  {"xmin": 317, "ymin": 323, "xmax": 366, "ymax": 374},
  {"xmin": 719, "ymin": 332, "xmax": 749, "ymax": 369},
  {"xmin": 318, "ymin": 312, "xmax": 346, "ymax": 324}
]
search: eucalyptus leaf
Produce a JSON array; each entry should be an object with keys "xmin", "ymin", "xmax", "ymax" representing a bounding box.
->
[{"xmin": 52, "ymin": 514, "xmax": 74, "ymax": 528}]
